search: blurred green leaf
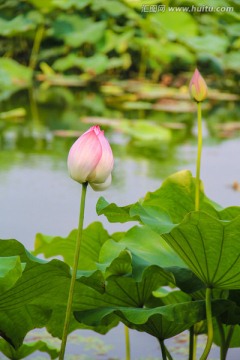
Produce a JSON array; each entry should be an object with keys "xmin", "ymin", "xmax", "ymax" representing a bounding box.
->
[
  {"xmin": 53, "ymin": 0, "xmax": 91, "ymax": 10},
  {"xmin": 150, "ymin": 11, "xmax": 198, "ymax": 39},
  {"xmin": 52, "ymin": 15, "xmax": 106, "ymax": 47},
  {"xmin": 0, "ymin": 58, "xmax": 32, "ymax": 100},
  {"xmin": 0, "ymin": 339, "xmax": 58, "ymax": 360},
  {"xmin": 186, "ymin": 34, "xmax": 228, "ymax": 55},
  {"xmin": 223, "ymin": 51, "xmax": 240, "ymax": 72},
  {"xmin": 92, "ymin": 0, "xmax": 130, "ymax": 16},
  {"xmin": 0, "ymin": 12, "xmax": 41, "ymax": 36},
  {"xmin": 54, "ymin": 53, "xmax": 110, "ymax": 75}
]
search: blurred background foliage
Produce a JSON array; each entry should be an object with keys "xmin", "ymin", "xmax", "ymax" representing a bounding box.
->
[
  {"xmin": 0, "ymin": 0, "xmax": 239, "ymax": 149},
  {"xmin": 0, "ymin": 0, "xmax": 239, "ymax": 100}
]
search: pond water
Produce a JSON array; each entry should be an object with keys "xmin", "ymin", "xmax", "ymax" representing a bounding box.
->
[{"xmin": 0, "ymin": 90, "xmax": 239, "ymax": 359}]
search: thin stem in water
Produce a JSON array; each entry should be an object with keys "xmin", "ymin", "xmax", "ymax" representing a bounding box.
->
[
  {"xmin": 195, "ymin": 101, "xmax": 202, "ymax": 211},
  {"xmin": 59, "ymin": 182, "xmax": 88, "ymax": 360},
  {"xmin": 200, "ymin": 288, "xmax": 213, "ymax": 360},
  {"xmin": 124, "ymin": 325, "xmax": 131, "ymax": 360}
]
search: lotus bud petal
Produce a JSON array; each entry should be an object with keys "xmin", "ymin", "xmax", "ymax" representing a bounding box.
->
[
  {"xmin": 189, "ymin": 68, "xmax": 208, "ymax": 102},
  {"xmin": 90, "ymin": 174, "xmax": 112, "ymax": 191},
  {"xmin": 67, "ymin": 126, "xmax": 114, "ymax": 191}
]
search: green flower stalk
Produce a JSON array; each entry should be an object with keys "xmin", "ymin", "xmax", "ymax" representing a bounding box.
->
[
  {"xmin": 59, "ymin": 182, "xmax": 88, "ymax": 360},
  {"xmin": 189, "ymin": 69, "xmax": 211, "ymax": 360},
  {"xmin": 195, "ymin": 101, "xmax": 203, "ymax": 211},
  {"xmin": 59, "ymin": 126, "xmax": 114, "ymax": 359},
  {"xmin": 189, "ymin": 68, "xmax": 208, "ymax": 211}
]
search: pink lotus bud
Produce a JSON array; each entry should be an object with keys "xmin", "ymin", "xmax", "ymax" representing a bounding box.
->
[
  {"xmin": 189, "ymin": 69, "xmax": 208, "ymax": 102},
  {"xmin": 67, "ymin": 126, "xmax": 114, "ymax": 191}
]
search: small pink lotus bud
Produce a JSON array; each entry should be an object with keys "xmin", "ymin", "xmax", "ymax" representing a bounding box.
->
[
  {"xmin": 189, "ymin": 69, "xmax": 208, "ymax": 102},
  {"xmin": 67, "ymin": 126, "xmax": 114, "ymax": 191}
]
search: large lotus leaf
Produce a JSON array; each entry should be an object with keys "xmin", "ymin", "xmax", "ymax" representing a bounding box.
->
[
  {"xmin": 99, "ymin": 225, "xmax": 185, "ymax": 269},
  {"xmin": 46, "ymin": 305, "xmax": 118, "ymax": 339},
  {"xmin": 131, "ymin": 170, "xmax": 222, "ymax": 223},
  {"xmin": 0, "ymin": 257, "xmax": 72, "ymax": 347},
  {"xmin": 74, "ymin": 265, "xmax": 174, "ymax": 313},
  {"xmin": 96, "ymin": 171, "xmax": 222, "ymax": 224},
  {"xmin": 0, "ymin": 305, "xmax": 52, "ymax": 349},
  {"xmin": 162, "ymin": 212, "xmax": 240, "ymax": 289},
  {"xmin": 99, "ymin": 232, "xmax": 204, "ymax": 293},
  {"xmin": 0, "ymin": 338, "xmax": 58, "ymax": 359},
  {"xmin": 0, "ymin": 239, "xmax": 43, "ymax": 263},
  {"xmin": 0, "ymin": 256, "xmax": 24, "ymax": 293},
  {"xmin": 75, "ymin": 289, "xmax": 229, "ymax": 341},
  {"xmin": 0, "ymin": 239, "xmax": 120, "ymax": 346},
  {"xmin": 33, "ymin": 222, "xmax": 110, "ymax": 270}
]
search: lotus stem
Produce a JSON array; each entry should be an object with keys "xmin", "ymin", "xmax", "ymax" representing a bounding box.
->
[
  {"xmin": 200, "ymin": 288, "xmax": 213, "ymax": 360},
  {"xmin": 124, "ymin": 325, "xmax": 131, "ymax": 360},
  {"xmin": 159, "ymin": 339, "xmax": 167, "ymax": 360},
  {"xmin": 189, "ymin": 325, "xmax": 197, "ymax": 360},
  {"xmin": 165, "ymin": 344, "xmax": 174, "ymax": 360},
  {"xmin": 195, "ymin": 101, "xmax": 202, "ymax": 211},
  {"xmin": 59, "ymin": 182, "xmax": 88, "ymax": 360},
  {"xmin": 217, "ymin": 319, "xmax": 226, "ymax": 360},
  {"xmin": 223, "ymin": 325, "xmax": 234, "ymax": 360}
]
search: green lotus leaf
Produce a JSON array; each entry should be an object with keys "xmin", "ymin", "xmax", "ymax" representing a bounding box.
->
[
  {"xmin": 97, "ymin": 170, "xmax": 222, "ymax": 225},
  {"xmin": 96, "ymin": 197, "xmax": 138, "ymax": 223},
  {"xmin": 75, "ymin": 289, "xmax": 230, "ymax": 341},
  {"xmin": 162, "ymin": 212, "xmax": 240, "ymax": 289},
  {"xmin": 33, "ymin": 222, "xmax": 110, "ymax": 270},
  {"xmin": 0, "ymin": 256, "xmax": 24, "ymax": 293}
]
